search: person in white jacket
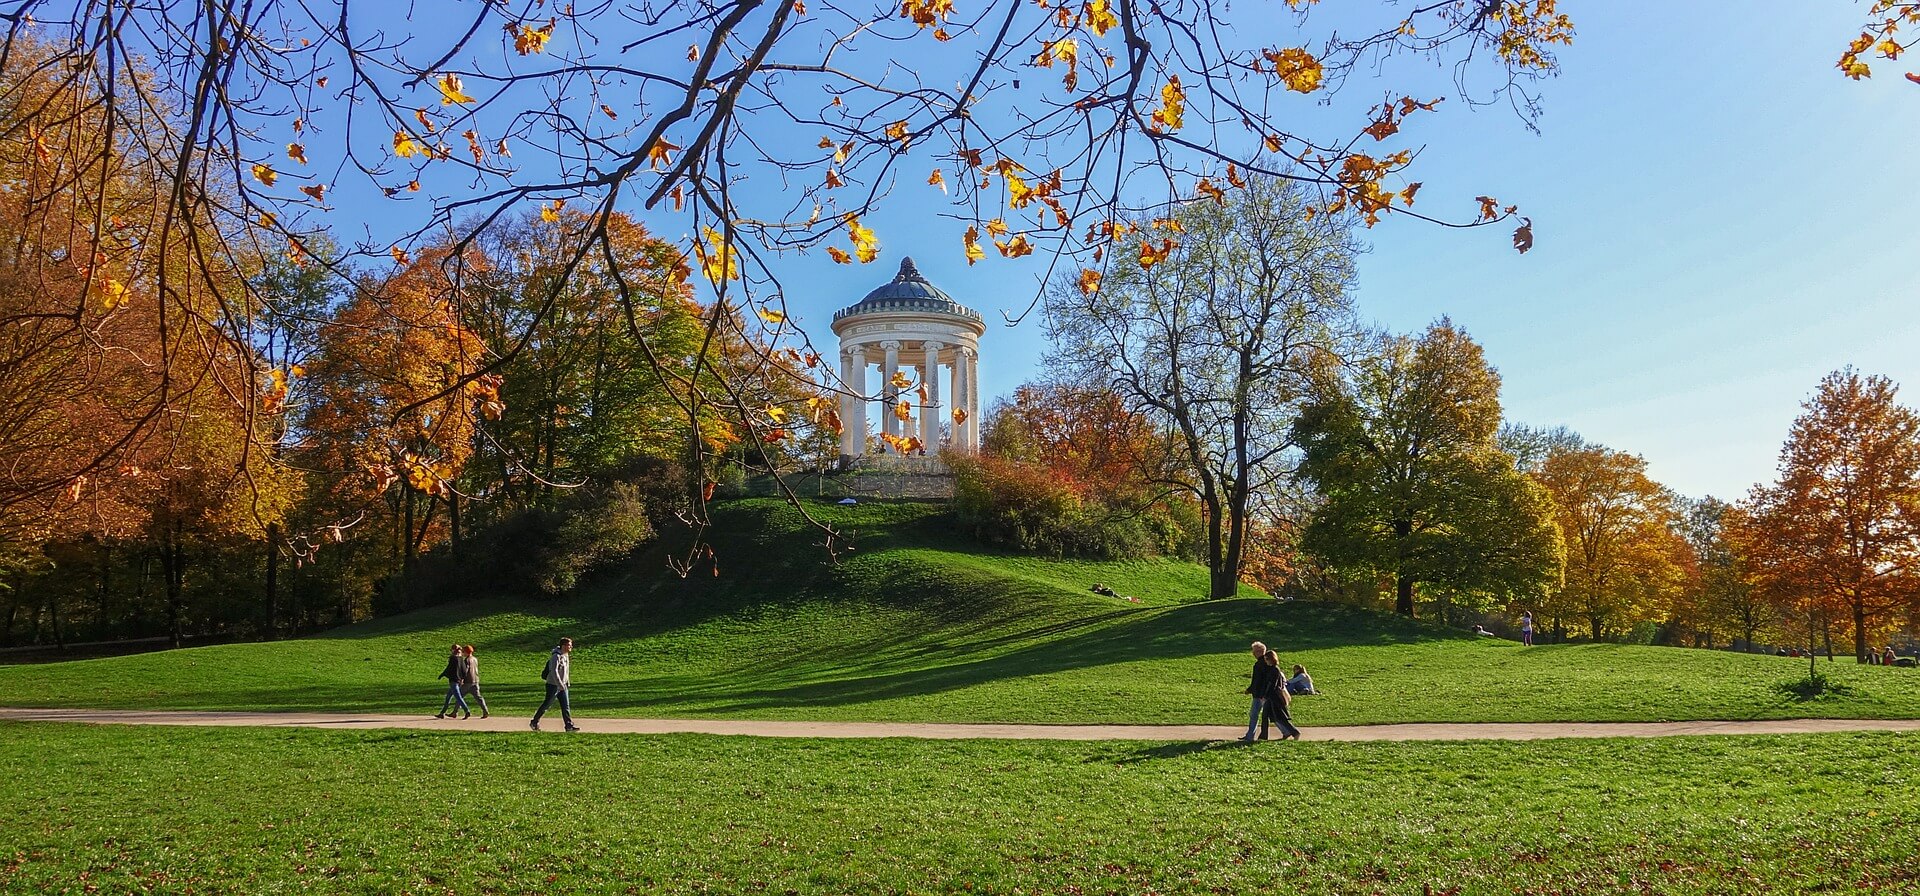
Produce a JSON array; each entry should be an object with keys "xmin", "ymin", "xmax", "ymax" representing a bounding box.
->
[{"xmin": 530, "ymin": 637, "xmax": 579, "ymax": 731}]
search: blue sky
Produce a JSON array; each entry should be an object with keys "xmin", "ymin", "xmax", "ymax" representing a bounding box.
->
[
  {"xmin": 293, "ymin": 1, "xmax": 1917, "ymax": 502},
  {"xmin": 750, "ymin": 1, "xmax": 1920, "ymax": 502}
]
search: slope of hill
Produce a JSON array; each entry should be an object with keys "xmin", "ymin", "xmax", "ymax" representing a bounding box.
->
[{"xmin": 3, "ymin": 498, "xmax": 1919, "ymax": 725}]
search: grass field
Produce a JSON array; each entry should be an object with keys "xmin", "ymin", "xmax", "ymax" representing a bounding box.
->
[
  {"xmin": 2, "ymin": 498, "xmax": 1917, "ymax": 726},
  {"xmin": 3, "ymin": 721, "xmax": 1919, "ymax": 894}
]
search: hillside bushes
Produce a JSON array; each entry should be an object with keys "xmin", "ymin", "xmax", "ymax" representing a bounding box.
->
[{"xmin": 951, "ymin": 455, "xmax": 1198, "ymax": 560}]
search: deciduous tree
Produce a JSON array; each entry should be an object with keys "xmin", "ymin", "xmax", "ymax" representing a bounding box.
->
[
  {"xmin": 1532, "ymin": 445, "xmax": 1688, "ymax": 641},
  {"xmin": 1045, "ymin": 176, "xmax": 1359, "ymax": 598},
  {"xmin": 1294, "ymin": 320, "xmax": 1562, "ymax": 618},
  {"xmin": 1744, "ymin": 370, "xmax": 1920, "ymax": 662}
]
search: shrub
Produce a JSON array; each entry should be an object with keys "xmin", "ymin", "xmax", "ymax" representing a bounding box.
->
[{"xmin": 951, "ymin": 455, "xmax": 1195, "ymax": 559}]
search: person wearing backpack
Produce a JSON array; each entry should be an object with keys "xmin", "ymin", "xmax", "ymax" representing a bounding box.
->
[{"xmin": 530, "ymin": 637, "xmax": 579, "ymax": 732}]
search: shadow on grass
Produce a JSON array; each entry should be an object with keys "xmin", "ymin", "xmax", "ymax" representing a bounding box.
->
[{"xmin": 1084, "ymin": 740, "xmax": 1240, "ymax": 765}]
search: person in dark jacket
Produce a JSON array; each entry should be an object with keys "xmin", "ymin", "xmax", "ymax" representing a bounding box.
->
[
  {"xmin": 1259, "ymin": 650, "xmax": 1301, "ymax": 740},
  {"xmin": 1241, "ymin": 641, "xmax": 1277, "ymax": 741},
  {"xmin": 435, "ymin": 644, "xmax": 472, "ymax": 720}
]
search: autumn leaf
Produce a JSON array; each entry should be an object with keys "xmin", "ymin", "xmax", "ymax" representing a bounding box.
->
[
  {"xmin": 900, "ymin": 0, "xmax": 955, "ymax": 29},
  {"xmin": 848, "ymin": 217, "xmax": 880, "ymax": 263},
  {"xmin": 1195, "ymin": 177, "xmax": 1225, "ymax": 204},
  {"xmin": 1149, "ymin": 76, "xmax": 1185, "ymax": 131},
  {"xmin": 1082, "ymin": 0, "xmax": 1117, "ymax": 37},
  {"xmin": 540, "ymin": 201, "xmax": 563, "ymax": 223},
  {"xmin": 1475, "ymin": 195, "xmax": 1500, "ymax": 222},
  {"xmin": 299, "ymin": 184, "xmax": 327, "ymax": 203},
  {"xmin": 600, "ymin": 104, "xmax": 618, "ymax": 120},
  {"xmin": 1266, "ymin": 47, "xmax": 1324, "ymax": 93},
  {"xmin": 766, "ymin": 405, "xmax": 790, "ymax": 423},
  {"xmin": 1226, "ymin": 163, "xmax": 1246, "ymax": 189},
  {"xmin": 287, "ymin": 143, "xmax": 307, "ymax": 164},
  {"xmin": 1512, "ymin": 217, "xmax": 1534, "ymax": 254},
  {"xmin": 928, "ymin": 168, "xmax": 947, "ymax": 193},
  {"xmin": 99, "ymin": 277, "xmax": 129, "ymax": 310},
  {"xmin": 894, "ymin": 399, "xmax": 912, "ymax": 422},
  {"xmin": 647, "ymin": 138, "xmax": 679, "ymax": 170},
  {"xmin": 963, "ymin": 226, "xmax": 985, "ymax": 265},
  {"xmin": 827, "ymin": 246, "xmax": 852, "ymax": 264},
  {"xmin": 1078, "ymin": 268, "xmax": 1102, "ymax": 295},
  {"xmin": 251, "ymin": 163, "xmax": 278, "ymax": 186},
  {"xmin": 393, "ymin": 131, "xmax": 425, "ymax": 158},
  {"xmin": 390, "ymin": 246, "xmax": 410, "ymax": 265},
  {"xmin": 1139, "ymin": 238, "xmax": 1175, "ymax": 268},
  {"xmin": 696, "ymin": 226, "xmax": 740, "ymax": 283},
  {"xmin": 994, "ymin": 234, "xmax": 1033, "ymax": 258},
  {"xmin": 509, "ymin": 19, "xmax": 557, "ymax": 55},
  {"xmin": 952, "ymin": 407, "xmax": 969, "ymax": 425},
  {"xmin": 1400, "ymin": 182, "xmax": 1422, "ymax": 206},
  {"xmin": 884, "ymin": 120, "xmax": 911, "ymax": 145},
  {"xmin": 436, "ymin": 73, "xmax": 476, "ymax": 105},
  {"xmin": 984, "ymin": 217, "xmax": 1010, "ymax": 238},
  {"xmin": 757, "ymin": 307, "xmax": 787, "ymax": 325},
  {"xmin": 889, "ymin": 370, "xmax": 914, "ymax": 390},
  {"xmin": 825, "ymin": 168, "xmax": 846, "ymax": 189}
]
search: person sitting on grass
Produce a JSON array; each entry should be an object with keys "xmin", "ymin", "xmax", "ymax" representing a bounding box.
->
[
  {"xmin": 1286, "ymin": 664, "xmax": 1318, "ymax": 696},
  {"xmin": 1885, "ymin": 646, "xmax": 1900, "ymax": 666}
]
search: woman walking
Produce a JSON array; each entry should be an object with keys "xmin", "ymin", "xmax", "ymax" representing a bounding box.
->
[
  {"xmin": 1259, "ymin": 650, "xmax": 1302, "ymax": 741},
  {"xmin": 461, "ymin": 645, "xmax": 490, "ymax": 719},
  {"xmin": 435, "ymin": 643, "xmax": 472, "ymax": 720}
]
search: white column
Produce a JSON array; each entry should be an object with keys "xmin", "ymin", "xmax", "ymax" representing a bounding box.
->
[
  {"xmin": 951, "ymin": 350, "xmax": 970, "ymax": 452},
  {"xmin": 837, "ymin": 349, "xmax": 854, "ymax": 458},
  {"xmin": 880, "ymin": 340, "xmax": 901, "ymax": 444},
  {"xmin": 920, "ymin": 341, "xmax": 942, "ymax": 452},
  {"xmin": 849, "ymin": 345, "xmax": 869, "ymax": 455},
  {"xmin": 963, "ymin": 346, "xmax": 981, "ymax": 451}
]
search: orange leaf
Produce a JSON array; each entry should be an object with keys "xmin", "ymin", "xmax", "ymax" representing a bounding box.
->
[
  {"xmin": 1512, "ymin": 217, "xmax": 1534, "ymax": 254},
  {"xmin": 1078, "ymin": 268, "xmax": 1101, "ymax": 295}
]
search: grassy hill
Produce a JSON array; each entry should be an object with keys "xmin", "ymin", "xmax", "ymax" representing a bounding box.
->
[{"xmin": 3, "ymin": 497, "xmax": 1919, "ymax": 725}]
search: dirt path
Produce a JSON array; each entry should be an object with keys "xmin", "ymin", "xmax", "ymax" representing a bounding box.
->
[{"xmin": 6, "ymin": 707, "xmax": 1920, "ymax": 741}]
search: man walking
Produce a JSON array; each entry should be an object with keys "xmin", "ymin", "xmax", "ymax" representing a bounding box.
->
[{"xmin": 531, "ymin": 637, "xmax": 579, "ymax": 732}]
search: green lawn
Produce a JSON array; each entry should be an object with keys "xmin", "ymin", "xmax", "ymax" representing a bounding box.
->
[
  {"xmin": 3, "ymin": 498, "xmax": 1917, "ymax": 726},
  {"xmin": 3, "ymin": 721, "xmax": 1919, "ymax": 894}
]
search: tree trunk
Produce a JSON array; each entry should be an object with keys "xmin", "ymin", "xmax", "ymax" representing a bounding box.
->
[
  {"xmin": 161, "ymin": 534, "xmax": 187, "ymax": 649},
  {"xmin": 1590, "ymin": 615, "xmax": 1603, "ymax": 642},
  {"xmin": 97, "ymin": 541, "xmax": 112, "ymax": 639},
  {"xmin": 1392, "ymin": 520, "xmax": 1415, "ymax": 616},
  {"xmin": 403, "ymin": 488, "xmax": 417, "ymax": 570},
  {"xmin": 264, "ymin": 521, "xmax": 280, "ymax": 638},
  {"xmin": 46, "ymin": 593, "xmax": 65, "ymax": 650},
  {"xmin": 1854, "ymin": 602, "xmax": 1868, "ymax": 663}
]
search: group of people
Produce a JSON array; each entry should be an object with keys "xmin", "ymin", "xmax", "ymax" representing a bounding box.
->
[
  {"xmin": 433, "ymin": 637, "xmax": 580, "ymax": 732},
  {"xmin": 1240, "ymin": 642, "xmax": 1316, "ymax": 742}
]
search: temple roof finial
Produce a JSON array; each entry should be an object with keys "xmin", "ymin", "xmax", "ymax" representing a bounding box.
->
[{"xmin": 897, "ymin": 256, "xmax": 922, "ymax": 281}]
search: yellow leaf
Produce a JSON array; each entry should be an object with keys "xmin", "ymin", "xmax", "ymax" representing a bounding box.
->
[
  {"xmin": 390, "ymin": 246, "xmax": 410, "ymax": 265},
  {"xmin": 890, "ymin": 370, "xmax": 914, "ymax": 390},
  {"xmin": 251, "ymin": 163, "xmax": 278, "ymax": 186},
  {"xmin": 884, "ymin": 120, "xmax": 911, "ymax": 145},
  {"xmin": 510, "ymin": 19, "xmax": 556, "ymax": 55},
  {"xmin": 928, "ymin": 169, "xmax": 947, "ymax": 193},
  {"xmin": 757, "ymin": 307, "xmax": 787, "ymax": 325},
  {"xmin": 894, "ymin": 399, "xmax": 913, "ymax": 422},
  {"xmin": 437, "ymin": 73, "xmax": 476, "ymax": 105},
  {"xmin": 696, "ymin": 226, "xmax": 740, "ymax": 284},
  {"xmin": 827, "ymin": 246, "xmax": 852, "ymax": 264},
  {"xmin": 963, "ymin": 226, "xmax": 985, "ymax": 265},
  {"xmin": 1266, "ymin": 47, "xmax": 1324, "ymax": 93},
  {"xmin": 848, "ymin": 217, "xmax": 880, "ymax": 263},
  {"xmin": 994, "ymin": 234, "xmax": 1033, "ymax": 258},
  {"xmin": 393, "ymin": 131, "xmax": 424, "ymax": 158},
  {"xmin": 1150, "ymin": 76, "xmax": 1185, "ymax": 131},
  {"xmin": 952, "ymin": 407, "xmax": 969, "ymax": 425},
  {"xmin": 1082, "ymin": 0, "xmax": 1117, "ymax": 37},
  {"xmin": 100, "ymin": 277, "xmax": 129, "ymax": 310},
  {"xmin": 1078, "ymin": 268, "xmax": 1101, "ymax": 295},
  {"xmin": 767, "ymin": 405, "xmax": 790, "ymax": 423},
  {"xmin": 984, "ymin": 218, "xmax": 1009, "ymax": 238}
]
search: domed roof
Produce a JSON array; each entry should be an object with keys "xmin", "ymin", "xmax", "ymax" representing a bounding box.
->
[{"xmin": 833, "ymin": 257, "xmax": 982, "ymax": 324}]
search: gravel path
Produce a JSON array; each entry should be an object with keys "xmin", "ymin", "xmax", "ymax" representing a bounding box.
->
[{"xmin": 6, "ymin": 707, "xmax": 1920, "ymax": 741}]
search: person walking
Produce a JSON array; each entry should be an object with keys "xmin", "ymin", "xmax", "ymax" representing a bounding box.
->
[
  {"xmin": 1259, "ymin": 650, "xmax": 1302, "ymax": 741},
  {"xmin": 461, "ymin": 645, "xmax": 490, "ymax": 719},
  {"xmin": 1520, "ymin": 611, "xmax": 1534, "ymax": 647},
  {"xmin": 531, "ymin": 637, "xmax": 579, "ymax": 732},
  {"xmin": 435, "ymin": 644, "xmax": 472, "ymax": 720},
  {"xmin": 1241, "ymin": 641, "xmax": 1276, "ymax": 742}
]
